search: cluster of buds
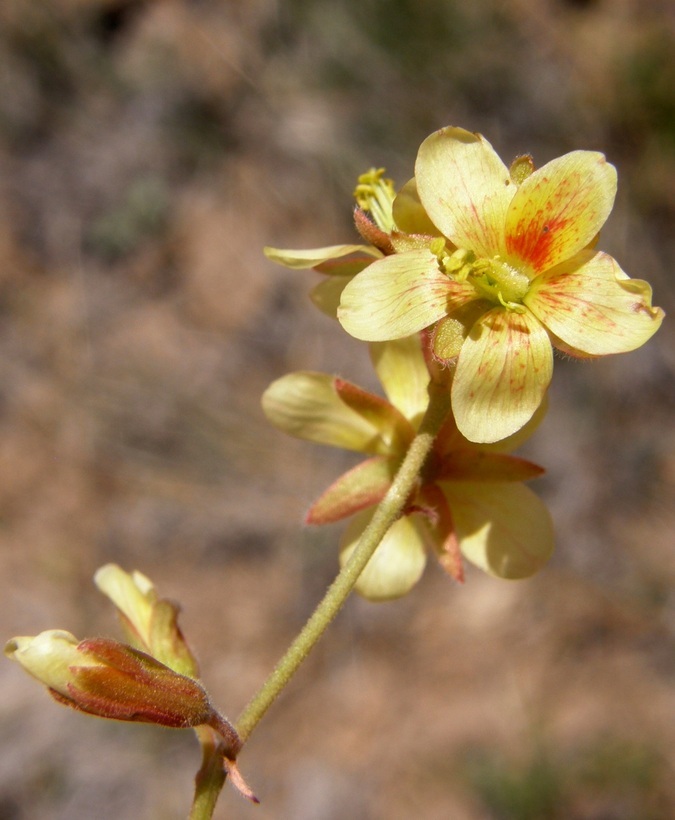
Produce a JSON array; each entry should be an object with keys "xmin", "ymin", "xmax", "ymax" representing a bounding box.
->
[
  {"xmin": 265, "ymin": 125, "xmax": 664, "ymax": 596},
  {"xmin": 5, "ymin": 566, "xmax": 257, "ymax": 804}
]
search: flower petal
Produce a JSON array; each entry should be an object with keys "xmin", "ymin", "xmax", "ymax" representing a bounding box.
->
[
  {"xmin": 435, "ymin": 393, "xmax": 549, "ymax": 457},
  {"xmin": 525, "ymin": 250, "xmax": 665, "ymax": 355},
  {"xmin": 505, "ymin": 151, "xmax": 617, "ymax": 273},
  {"xmin": 452, "ymin": 308, "xmax": 553, "ymax": 443},
  {"xmin": 339, "ymin": 510, "xmax": 427, "ymax": 601},
  {"xmin": 5, "ymin": 631, "xmax": 92, "ymax": 696},
  {"xmin": 94, "ymin": 565, "xmax": 156, "ymax": 650},
  {"xmin": 338, "ymin": 249, "xmax": 455, "ymax": 341},
  {"xmin": 264, "ymin": 244, "xmax": 381, "ymax": 270},
  {"xmin": 309, "ymin": 276, "xmax": 350, "ymax": 317},
  {"xmin": 306, "ymin": 456, "xmax": 396, "ymax": 524},
  {"xmin": 369, "ymin": 337, "xmax": 430, "ymax": 426},
  {"xmin": 476, "ymin": 393, "xmax": 549, "ymax": 454},
  {"xmin": 441, "ymin": 482, "xmax": 554, "ymax": 579},
  {"xmin": 391, "ymin": 178, "xmax": 441, "ymax": 236},
  {"xmin": 415, "ymin": 127, "xmax": 514, "ymax": 258},
  {"xmin": 262, "ymin": 372, "xmax": 393, "ymax": 454},
  {"xmin": 41, "ymin": 569, "xmax": 201, "ymax": 680}
]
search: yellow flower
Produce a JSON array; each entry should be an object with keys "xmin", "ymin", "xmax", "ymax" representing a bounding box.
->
[
  {"xmin": 262, "ymin": 335, "xmax": 553, "ymax": 601},
  {"xmin": 264, "ymin": 168, "xmax": 439, "ymax": 316},
  {"xmin": 338, "ymin": 127, "xmax": 664, "ymax": 443}
]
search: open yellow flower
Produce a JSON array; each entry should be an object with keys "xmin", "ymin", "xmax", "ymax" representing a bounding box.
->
[
  {"xmin": 339, "ymin": 127, "xmax": 664, "ymax": 443},
  {"xmin": 262, "ymin": 335, "xmax": 553, "ymax": 601}
]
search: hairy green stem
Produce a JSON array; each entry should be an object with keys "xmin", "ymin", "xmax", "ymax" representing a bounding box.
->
[
  {"xmin": 235, "ymin": 384, "xmax": 450, "ymax": 741},
  {"xmin": 191, "ymin": 386, "xmax": 449, "ymax": 817}
]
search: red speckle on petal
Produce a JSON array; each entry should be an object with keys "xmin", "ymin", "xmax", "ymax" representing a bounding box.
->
[{"xmin": 508, "ymin": 215, "xmax": 572, "ymax": 272}]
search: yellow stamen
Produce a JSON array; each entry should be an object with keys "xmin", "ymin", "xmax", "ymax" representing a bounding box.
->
[{"xmin": 354, "ymin": 168, "xmax": 397, "ymax": 233}]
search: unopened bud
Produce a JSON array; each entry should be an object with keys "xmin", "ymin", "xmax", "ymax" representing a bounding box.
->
[
  {"xmin": 509, "ymin": 153, "xmax": 535, "ymax": 184},
  {"xmin": 94, "ymin": 564, "xmax": 199, "ymax": 678},
  {"xmin": 5, "ymin": 631, "xmax": 239, "ymax": 755}
]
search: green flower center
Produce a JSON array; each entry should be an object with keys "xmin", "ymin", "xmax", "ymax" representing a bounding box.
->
[
  {"xmin": 439, "ymin": 247, "xmax": 530, "ymax": 312},
  {"xmin": 470, "ymin": 258, "xmax": 530, "ymax": 309}
]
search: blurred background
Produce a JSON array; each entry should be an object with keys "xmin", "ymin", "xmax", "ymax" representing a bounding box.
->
[{"xmin": 0, "ymin": 1, "xmax": 673, "ymax": 818}]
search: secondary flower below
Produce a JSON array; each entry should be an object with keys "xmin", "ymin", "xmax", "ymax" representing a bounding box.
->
[{"xmin": 262, "ymin": 335, "xmax": 554, "ymax": 600}]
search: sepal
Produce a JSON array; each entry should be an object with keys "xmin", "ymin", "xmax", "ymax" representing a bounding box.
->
[{"xmin": 306, "ymin": 456, "xmax": 395, "ymax": 524}]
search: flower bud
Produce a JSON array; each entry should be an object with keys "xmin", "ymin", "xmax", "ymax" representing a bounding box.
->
[
  {"xmin": 5, "ymin": 631, "xmax": 236, "ymax": 745},
  {"xmin": 94, "ymin": 564, "xmax": 199, "ymax": 678},
  {"xmin": 509, "ymin": 153, "xmax": 535, "ymax": 184},
  {"xmin": 6, "ymin": 630, "xmax": 100, "ymax": 695}
]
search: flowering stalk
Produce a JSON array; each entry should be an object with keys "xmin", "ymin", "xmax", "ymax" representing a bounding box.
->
[
  {"xmin": 189, "ymin": 726, "xmax": 227, "ymax": 820},
  {"xmin": 6, "ymin": 125, "xmax": 664, "ymax": 818},
  {"xmin": 234, "ymin": 382, "xmax": 451, "ymax": 742}
]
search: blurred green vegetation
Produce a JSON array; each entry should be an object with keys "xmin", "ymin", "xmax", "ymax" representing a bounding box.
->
[{"xmin": 464, "ymin": 736, "xmax": 667, "ymax": 820}]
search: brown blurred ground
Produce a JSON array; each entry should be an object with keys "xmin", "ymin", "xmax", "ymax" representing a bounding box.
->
[{"xmin": 0, "ymin": 1, "xmax": 674, "ymax": 818}]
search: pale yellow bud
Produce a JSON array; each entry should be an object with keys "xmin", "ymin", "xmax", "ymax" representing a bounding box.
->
[
  {"xmin": 5, "ymin": 630, "xmax": 102, "ymax": 696},
  {"xmin": 94, "ymin": 564, "xmax": 156, "ymax": 648}
]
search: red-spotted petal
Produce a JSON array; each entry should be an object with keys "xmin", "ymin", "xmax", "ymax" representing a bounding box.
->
[
  {"xmin": 504, "ymin": 151, "xmax": 616, "ymax": 274},
  {"xmin": 338, "ymin": 249, "xmax": 460, "ymax": 341},
  {"xmin": 452, "ymin": 307, "xmax": 553, "ymax": 443},
  {"xmin": 525, "ymin": 251, "xmax": 665, "ymax": 355},
  {"xmin": 441, "ymin": 482, "xmax": 554, "ymax": 579},
  {"xmin": 415, "ymin": 127, "xmax": 514, "ymax": 258}
]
